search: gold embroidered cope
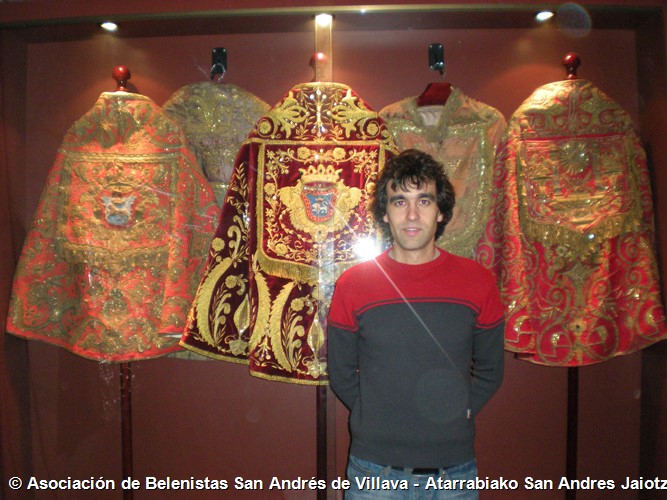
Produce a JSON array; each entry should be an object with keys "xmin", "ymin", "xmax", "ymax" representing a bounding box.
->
[
  {"xmin": 477, "ymin": 79, "xmax": 667, "ymax": 366},
  {"xmin": 180, "ymin": 82, "xmax": 397, "ymax": 384}
]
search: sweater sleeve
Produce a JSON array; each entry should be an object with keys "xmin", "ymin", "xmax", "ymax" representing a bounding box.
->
[
  {"xmin": 470, "ymin": 272, "xmax": 505, "ymax": 415},
  {"xmin": 470, "ymin": 320, "xmax": 505, "ymax": 415},
  {"xmin": 327, "ymin": 325, "xmax": 360, "ymax": 410},
  {"xmin": 326, "ymin": 275, "xmax": 360, "ymax": 410}
]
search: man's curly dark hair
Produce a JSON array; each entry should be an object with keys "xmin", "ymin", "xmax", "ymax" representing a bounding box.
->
[{"xmin": 371, "ymin": 149, "xmax": 455, "ymax": 241}]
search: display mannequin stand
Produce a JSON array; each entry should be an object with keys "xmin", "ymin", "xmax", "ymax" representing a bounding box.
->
[
  {"xmin": 113, "ymin": 65, "xmax": 135, "ymax": 500},
  {"xmin": 313, "ymin": 16, "xmax": 336, "ymax": 498},
  {"xmin": 561, "ymin": 52, "xmax": 581, "ymax": 500},
  {"xmin": 120, "ymin": 362, "xmax": 133, "ymax": 500},
  {"xmin": 567, "ymin": 366, "xmax": 578, "ymax": 500}
]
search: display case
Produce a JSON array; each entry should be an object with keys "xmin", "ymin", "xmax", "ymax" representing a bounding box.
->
[{"xmin": 2, "ymin": 1, "xmax": 667, "ymax": 499}]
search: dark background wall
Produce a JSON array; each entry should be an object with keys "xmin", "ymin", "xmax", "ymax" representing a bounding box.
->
[{"xmin": 2, "ymin": 2, "xmax": 667, "ymax": 499}]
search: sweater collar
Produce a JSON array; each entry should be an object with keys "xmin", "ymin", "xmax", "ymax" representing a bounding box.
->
[{"xmin": 376, "ymin": 247, "xmax": 449, "ymax": 274}]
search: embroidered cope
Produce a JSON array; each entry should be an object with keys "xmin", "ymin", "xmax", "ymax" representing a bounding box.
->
[
  {"xmin": 163, "ymin": 82, "xmax": 270, "ymax": 205},
  {"xmin": 380, "ymin": 87, "xmax": 506, "ymax": 257},
  {"xmin": 180, "ymin": 82, "xmax": 397, "ymax": 384},
  {"xmin": 477, "ymin": 79, "xmax": 667, "ymax": 366},
  {"xmin": 6, "ymin": 92, "xmax": 218, "ymax": 362}
]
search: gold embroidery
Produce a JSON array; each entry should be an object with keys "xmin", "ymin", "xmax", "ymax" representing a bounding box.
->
[
  {"xmin": 331, "ymin": 89, "xmax": 379, "ymax": 138},
  {"xmin": 256, "ymin": 83, "xmax": 383, "ymax": 143},
  {"xmin": 257, "ymin": 144, "xmax": 381, "ymax": 284},
  {"xmin": 263, "ymin": 92, "xmax": 308, "ymax": 139},
  {"xmin": 162, "ymin": 82, "xmax": 270, "ymax": 205},
  {"xmin": 192, "ymin": 168, "xmax": 249, "ymax": 350},
  {"xmin": 68, "ymin": 92, "xmax": 180, "ymax": 149},
  {"xmin": 517, "ymin": 134, "xmax": 643, "ymax": 256},
  {"xmin": 268, "ymin": 280, "xmax": 297, "ymax": 371}
]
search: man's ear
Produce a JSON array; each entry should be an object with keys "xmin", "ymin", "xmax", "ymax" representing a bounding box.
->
[
  {"xmin": 437, "ymin": 212, "xmax": 444, "ymax": 222},
  {"xmin": 383, "ymin": 213, "xmax": 389, "ymax": 223}
]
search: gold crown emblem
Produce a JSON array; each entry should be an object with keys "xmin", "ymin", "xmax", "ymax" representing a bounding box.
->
[{"xmin": 299, "ymin": 164, "xmax": 342, "ymax": 184}]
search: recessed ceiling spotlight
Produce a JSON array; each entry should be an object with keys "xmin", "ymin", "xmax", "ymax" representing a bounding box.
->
[
  {"xmin": 315, "ymin": 13, "xmax": 333, "ymax": 27},
  {"xmin": 535, "ymin": 10, "xmax": 555, "ymax": 22},
  {"xmin": 100, "ymin": 21, "xmax": 118, "ymax": 32}
]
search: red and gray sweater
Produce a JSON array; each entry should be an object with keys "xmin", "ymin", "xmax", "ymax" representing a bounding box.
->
[{"xmin": 327, "ymin": 249, "xmax": 505, "ymax": 469}]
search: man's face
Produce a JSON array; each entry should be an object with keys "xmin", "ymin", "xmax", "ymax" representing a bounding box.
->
[{"xmin": 383, "ymin": 180, "xmax": 443, "ymax": 264}]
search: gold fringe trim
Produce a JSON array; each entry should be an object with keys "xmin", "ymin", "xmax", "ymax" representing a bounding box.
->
[
  {"xmin": 178, "ymin": 341, "xmax": 251, "ymax": 365},
  {"xmin": 255, "ymin": 251, "xmax": 359, "ymax": 285}
]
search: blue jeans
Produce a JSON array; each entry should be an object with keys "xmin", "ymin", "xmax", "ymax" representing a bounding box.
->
[{"xmin": 345, "ymin": 455, "xmax": 479, "ymax": 500}]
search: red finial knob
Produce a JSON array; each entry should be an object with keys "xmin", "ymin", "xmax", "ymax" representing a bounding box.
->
[
  {"xmin": 562, "ymin": 52, "xmax": 580, "ymax": 80},
  {"xmin": 112, "ymin": 65, "xmax": 131, "ymax": 91},
  {"xmin": 309, "ymin": 52, "xmax": 328, "ymax": 82}
]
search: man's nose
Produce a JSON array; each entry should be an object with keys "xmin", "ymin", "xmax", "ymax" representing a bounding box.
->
[{"xmin": 406, "ymin": 203, "xmax": 419, "ymax": 220}]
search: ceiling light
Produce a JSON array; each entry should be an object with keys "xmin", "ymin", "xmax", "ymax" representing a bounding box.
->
[
  {"xmin": 535, "ymin": 10, "xmax": 554, "ymax": 22},
  {"xmin": 100, "ymin": 21, "xmax": 118, "ymax": 32},
  {"xmin": 315, "ymin": 14, "xmax": 333, "ymax": 27}
]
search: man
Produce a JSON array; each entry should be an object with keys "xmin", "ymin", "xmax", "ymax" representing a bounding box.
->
[{"xmin": 327, "ymin": 149, "xmax": 505, "ymax": 499}]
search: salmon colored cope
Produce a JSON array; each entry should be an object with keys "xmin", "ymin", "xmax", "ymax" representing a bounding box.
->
[
  {"xmin": 6, "ymin": 92, "xmax": 218, "ymax": 361},
  {"xmin": 477, "ymin": 79, "xmax": 667, "ymax": 366}
]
